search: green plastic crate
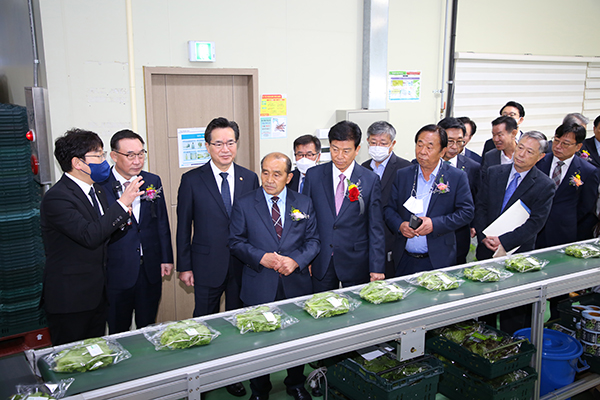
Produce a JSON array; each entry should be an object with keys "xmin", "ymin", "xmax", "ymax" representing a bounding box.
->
[
  {"xmin": 327, "ymin": 354, "xmax": 443, "ymax": 400},
  {"xmin": 425, "ymin": 325, "xmax": 535, "ymax": 379},
  {"xmin": 557, "ymin": 293, "xmax": 600, "ymax": 330},
  {"xmin": 438, "ymin": 361, "xmax": 537, "ymax": 400},
  {"xmin": 327, "ymin": 386, "xmax": 351, "ymax": 400}
]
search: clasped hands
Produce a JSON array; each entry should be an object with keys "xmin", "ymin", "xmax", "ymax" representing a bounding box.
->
[{"xmin": 261, "ymin": 252, "xmax": 299, "ymax": 276}]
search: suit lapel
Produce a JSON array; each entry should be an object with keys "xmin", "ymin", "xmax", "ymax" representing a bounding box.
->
[
  {"xmin": 588, "ymin": 138, "xmax": 600, "ymax": 166},
  {"xmin": 62, "ymin": 176, "xmax": 98, "ymax": 220},
  {"xmin": 380, "ymin": 154, "xmax": 397, "ymax": 190},
  {"xmin": 505, "ymin": 167, "xmax": 536, "ymax": 210},
  {"xmin": 426, "ymin": 161, "xmax": 447, "ymax": 213},
  {"xmin": 255, "ymin": 189, "xmax": 279, "ymax": 243},
  {"xmin": 200, "ymin": 164, "xmax": 229, "ymax": 217},
  {"xmin": 321, "ymin": 164, "xmax": 336, "ymax": 216},
  {"xmin": 557, "ymin": 157, "xmax": 579, "ymax": 194},
  {"xmin": 337, "ymin": 166, "xmax": 361, "ymax": 218},
  {"xmin": 279, "ymin": 190, "xmax": 295, "ymax": 243}
]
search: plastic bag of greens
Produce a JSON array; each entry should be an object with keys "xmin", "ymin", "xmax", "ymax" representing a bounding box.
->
[
  {"xmin": 561, "ymin": 243, "xmax": 600, "ymax": 259},
  {"xmin": 297, "ymin": 292, "xmax": 360, "ymax": 318},
  {"xmin": 504, "ymin": 255, "xmax": 548, "ymax": 273},
  {"xmin": 407, "ymin": 271, "xmax": 463, "ymax": 291},
  {"xmin": 462, "ymin": 265, "xmax": 513, "ymax": 282},
  {"xmin": 9, "ymin": 379, "xmax": 74, "ymax": 400},
  {"xmin": 353, "ymin": 280, "xmax": 415, "ymax": 304},
  {"xmin": 224, "ymin": 305, "xmax": 298, "ymax": 334},
  {"xmin": 43, "ymin": 338, "xmax": 130, "ymax": 373},
  {"xmin": 430, "ymin": 320, "xmax": 483, "ymax": 344},
  {"xmin": 143, "ymin": 318, "xmax": 220, "ymax": 350},
  {"xmin": 463, "ymin": 329, "xmax": 525, "ymax": 362}
]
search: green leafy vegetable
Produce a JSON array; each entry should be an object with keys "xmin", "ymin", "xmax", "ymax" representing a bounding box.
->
[
  {"xmin": 52, "ymin": 338, "xmax": 115, "ymax": 373},
  {"xmin": 235, "ymin": 306, "xmax": 282, "ymax": 332},
  {"xmin": 9, "ymin": 394, "xmax": 54, "ymax": 400},
  {"xmin": 462, "ymin": 331, "xmax": 522, "ymax": 362},
  {"xmin": 360, "ymin": 281, "xmax": 406, "ymax": 304},
  {"xmin": 304, "ymin": 292, "xmax": 350, "ymax": 318},
  {"xmin": 565, "ymin": 244, "xmax": 600, "ymax": 258},
  {"xmin": 436, "ymin": 320, "xmax": 482, "ymax": 344},
  {"xmin": 505, "ymin": 255, "xmax": 544, "ymax": 273},
  {"xmin": 352, "ymin": 355, "xmax": 428, "ymax": 381},
  {"xmin": 463, "ymin": 266, "xmax": 508, "ymax": 282},
  {"xmin": 160, "ymin": 320, "xmax": 214, "ymax": 349},
  {"xmin": 417, "ymin": 271, "xmax": 459, "ymax": 291}
]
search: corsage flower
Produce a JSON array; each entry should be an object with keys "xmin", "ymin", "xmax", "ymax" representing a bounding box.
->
[
  {"xmin": 290, "ymin": 207, "xmax": 309, "ymax": 221},
  {"xmin": 580, "ymin": 150, "xmax": 591, "ymax": 161},
  {"xmin": 434, "ymin": 176, "xmax": 450, "ymax": 194},
  {"xmin": 141, "ymin": 184, "xmax": 162, "ymax": 201},
  {"xmin": 346, "ymin": 179, "xmax": 365, "ymax": 215},
  {"xmin": 569, "ymin": 172, "xmax": 583, "ymax": 187}
]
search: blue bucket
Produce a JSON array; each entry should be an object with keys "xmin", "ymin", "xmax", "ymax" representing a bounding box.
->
[{"xmin": 514, "ymin": 328, "xmax": 588, "ymax": 397}]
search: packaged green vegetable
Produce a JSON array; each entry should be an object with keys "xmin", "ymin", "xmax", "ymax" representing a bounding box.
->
[
  {"xmin": 409, "ymin": 271, "xmax": 463, "ymax": 291},
  {"xmin": 225, "ymin": 305, "xmax": 298, "ymax": 334},
  {"xmin": 462, "ymin": 265, "xmax": 512, "ymax": 282},
  {"xmin": 462, "ymin": 329, "xmax": 524, "ymax": 362},
  {"xmin": 143, "ymin": 318, "xmax": 220, "ymax": 350},
  {"xmin": 9, "ymin": 379, "xmax": 74, "ymax": 400},
  {"xmin": 563, "ymin": 243, "xmax": 600, "ymax": 258},
  {"xmin": 299, "ymin": 292, "xmax": 360, "ymax": 318},
  {"xmin": 355, "ymin": 280, "xmax": 415, "ymax": 304},
  {"xmin": 504, "ymin": 255, "xmax": 548, "ymax": 273},
  {"xmin": 431, "ymin": 319, "xmax": 483, "ymax": 344},
  {"xmin": 43, "ymin": 338, "xmax": 130, "ymax": 373}
]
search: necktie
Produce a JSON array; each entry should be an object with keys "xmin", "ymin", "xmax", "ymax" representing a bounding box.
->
[
  {"xmin": 89, "ymin": 187, "xmax": 102, "ymax": 217},
  {"xmin": 299, "ymin": 176, "xmax": 305, "ymax": 193},
  {"xmin": 271, "ymin": 196, "xmax": 282, "ymax": 239},
  {"xmin": 220, "ymin": 172, "xmax": 232, "ymax": 216},
  {"xmin": 123, "ymin": 181, "xmax": 130, "ymax": 191},
  {"xmin": 335, "ymin": 173, "xmax": 346, "ymax": 215},
  {"xmin": 501, "ymin": 172, "xmax": 521, "ymax": 212},
  {"xmin": 552, "ymin": 161, "xmax": 564, "ymax": 187}
]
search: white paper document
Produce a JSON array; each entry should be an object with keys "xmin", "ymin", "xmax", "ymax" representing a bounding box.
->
[{"xmin": 482, "ymin": 200, "xmax": 531, "ymax": 257}]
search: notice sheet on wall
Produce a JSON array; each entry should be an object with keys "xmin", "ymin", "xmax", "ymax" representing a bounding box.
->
[
  {"xmin": 177, "ymin": 127, "xmax": 210, "ymax": 168},
  {"xmin": 260, "ymin": 94, "xmax": 287, "ymax": 139},
  {"xmin": 388, "ymin": 71, "xmax": 421, "ymax": 102}
]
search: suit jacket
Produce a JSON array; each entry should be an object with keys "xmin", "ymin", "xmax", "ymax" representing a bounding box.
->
[
  {"xmin": 384, "ymin": 162, "xmax": 474, "ymax": 270},
  {"xmin": 464, "ymin": 148, "xmax": 482, "ymax": 164},
  {"xmin": 455, "ymin": 155, "xmax": 481, "ymax": 264},
  {"xmin": 287, "ymin": 169, "xmax": 302, "ymax": 192},
  {"xmin": 303, "ymin": 162, "xmax": 385, "ymax": 282},
  {"xmin": 101, "ymin": 170, "xmax": 173, "ymax": 290},
  {"xmin": 580, "ymin": 137, "xmax": 600, "ymax": 168},
  {"xmin": 474, "ymin": 164, "xmax": 555, "ymax": 260},
  {"xmin": 535, "ymin": 153, "xmax": 599, "ymax": 248},
  {"xmin": 229, "ymin": 188, "xmax": 319, "ymax": 305},
  {"xmin": 482, "ymin": 138, "xmax": 496, "ymax": 161},
  {"xmin": 40, "ymin": 174, "xmax": 130, "ymax": 314},
  {"xmin": 176, "ymin": 162, "xmax": 259, "ymax": 287}
]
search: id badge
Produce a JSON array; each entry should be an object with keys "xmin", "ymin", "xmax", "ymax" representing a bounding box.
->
[{"xmin": 403, "ymin": 196, "xmax": 423, "ymax": 215}]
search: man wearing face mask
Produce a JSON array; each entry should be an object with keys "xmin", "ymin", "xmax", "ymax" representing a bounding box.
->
[
  {"xmin": 361, "ymin": 121, "xmax": 411, "ymax": 277},
  {"xmin": 40, "ymin": 128, "xmax": 143, "ymax": 345},
  {"xmin": 288, "ymin": 134, "xmax": 321, "ymax": 192}
]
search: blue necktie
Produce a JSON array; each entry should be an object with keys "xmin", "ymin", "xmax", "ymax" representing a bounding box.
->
[
  {"xmin": 220, "ymin": 172, "xmax": 232, "ymax": 216},
  {"xmin": 501, "ymin": 172, "xmax": 521, "ymax": 212},
  {"xmin": 299, "ymin": 176, "xmax": 305, "ymax": 193}
]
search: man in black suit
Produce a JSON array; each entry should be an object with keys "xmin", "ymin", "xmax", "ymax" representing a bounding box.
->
[
  {"xmin": 482, "ymin": 101, "xmax": 525, "ymax": 157},
  {"xmin": 287, "ymin": 134, "xmax": 320, "ymax": 192},
  {"xmin": 457, "ymin": 116, "xmax": 482, "ymax": 164},
  {"xmin": 40, "ymin": 128, "xmax": 143, "ymax": 345},
  {"xmin": 438, "ymin": 117, "xmax": 480, "ymax": 265},
  {"xmin": 176, "ymin": 117, "xmax": 258, "ymax": 397},
  {"xmin": 580, "ymin": 115, "xmax": 600, "ymax": 168},
  {"xmin": 481, "ymin": 116, "xmax": 519, "ymax": 179},
  {"xmin": 361, "ymin": 121, "xmax": 411, "ymax": 277},
  {"xmin": 101, "ymin": 130, "xmax": 174, "ymax": 334}
]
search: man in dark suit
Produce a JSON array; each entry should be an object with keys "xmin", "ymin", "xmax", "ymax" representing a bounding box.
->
[
  {"xmin": 40, "ymin": 128, "xmax": 142, "ymax": 345},
  {"xmin": 361, "ymin": 121, "xmax": 412, "ymax": 278},
  {"xmin": 457, "ymin": 116, "xmax": 482, "ymax": 164},
  {"xmin": 384, "ymin": 124, "xmax": 474, "ymax": 275},
  {"xmin": 482, "ymin": 101, "xmax": 525, "ymax": 157},
  {"xmin": 287, "ymin": 134, "xmax": 321, "ymax": 192},
  {"xmin": 481, "ymin": 116, "xmax": 519, "ymax": 179},
  {"xmin": 474, "ymin": 131, "xmax": 555, "ymax": 261},
  {"xmin": 177, "ymin": 117, "xmax": 258, "ymax": 397},
  {"xmin": 101, "ymin": 130, "xmax": 174, "ymax": 334},
  {"xmin": 230, "ymin": 152, "xmax": 319, "ymax": 400},
  {"xmin": 536, "ymin": 123, "xmax": 599, "ymax": 248},
  {"xmin": 438, "ymin": 117, "xmax": 480, "ymax": 265},
  {"xmin": 580, "ymin": 115, "xmax": 600, "ymax": 168},
  {"xmin": 303, "ymin": 120, "xmax": 385, "ymax": 291}
]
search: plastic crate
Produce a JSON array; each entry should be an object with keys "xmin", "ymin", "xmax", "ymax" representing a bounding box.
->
[
  {"xmin": 557, "ymin": 293, "xmax": 600, "ymax": 330},
  {"xmin": 438, "ymin": 360, "xmax": 538, "ymax": 400},
  {"xmin": 425, "ymin": 325, "xmax": 535, "ymax": 379},
  {"xmin": 327, "ymin": 386, "xmax": 351, "ymax": 400},
  {"xmin": 327, "ymin": 354, "xmax": 443, "ymax": 400}
]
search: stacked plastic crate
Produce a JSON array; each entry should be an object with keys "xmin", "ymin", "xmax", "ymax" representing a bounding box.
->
[{"xmin": 0, "ymin": 103, "xmax": 47, "ymax": 351}]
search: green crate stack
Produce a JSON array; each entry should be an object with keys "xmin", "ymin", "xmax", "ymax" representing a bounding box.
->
[{"xmin": 0, "ymin": 103, "xmax": 46, "ymax": 338}]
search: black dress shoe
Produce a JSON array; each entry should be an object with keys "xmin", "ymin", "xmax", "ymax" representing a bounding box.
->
[
  {"xmin": 286, "ymin": 387, "xmax": 312, "ymax": 400},
  {"xmin": 226, "ymin": 382, "xmax": 247, "ymax": 397},
  {"xmin": 248, "ymin": 395, "xmax": 268, "ymax": 400}
]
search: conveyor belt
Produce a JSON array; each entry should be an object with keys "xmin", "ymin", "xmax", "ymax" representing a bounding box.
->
[{"xmin": 27, "ymin": 241, "xmax": 600, "ymax": 399}]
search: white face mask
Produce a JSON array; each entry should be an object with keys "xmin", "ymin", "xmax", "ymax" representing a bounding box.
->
[
  {"xmin": 296, "ymin": 157, "xmax": 317, "ymax": 174},
  {"xmin": 369, "ymin": 146, "xmax": 391, "ymax": 162}
]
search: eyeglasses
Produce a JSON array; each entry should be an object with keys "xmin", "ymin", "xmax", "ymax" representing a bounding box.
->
[
  {"xmin": 295, "ymin": 152, "xmax": 318, "ymax": 159},
  {"xmin": 552, "ymin": 137, "xmax": 577, "ymax": 148},
  {"xmin": 209, "ymin": 140, "xmax": 237, "ymax": 149},
  {"xmin": 447, "ymin": 140, "xmax": 465, "ymax": 146},
  {"xmin": 85, "ymin": 151, "xmax": 107, "ymax": 160},
  {"xmin": 502, "ymin": 112, "xmax": 519, "ymax": 118},
  {"xmin": 114, "ymin": 150, "xmax": 147, "ymax": 160},
  {"xmin": 367, "ymin": 141, "xmax": 391, "ymax": 147}
]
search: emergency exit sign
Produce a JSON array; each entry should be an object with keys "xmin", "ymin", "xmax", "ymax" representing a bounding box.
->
[{"xmin": 188, "ymin": 41, "xmax": 215, "ymax": 62}]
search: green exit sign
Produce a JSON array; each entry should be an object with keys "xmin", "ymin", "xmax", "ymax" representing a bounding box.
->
[{"xmin": 188, "ymin": 41, "xmax": 215, "ymax": 62}]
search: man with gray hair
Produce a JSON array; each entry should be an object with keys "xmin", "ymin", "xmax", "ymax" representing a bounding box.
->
[
  {"xmin": 563, "ymin": 113, "xmax": 589, "ymax": 128},
  {"xmin": 474, "ymin": 131, "xmax": 555, "ymax": 261},
  {"xmin": 361, "ymin": 121, "xmax": 411, "ymax": 277}
]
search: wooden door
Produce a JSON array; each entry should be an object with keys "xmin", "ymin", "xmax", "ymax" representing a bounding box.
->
[{"xmin": 143, "ymin": 67, "xmax": 259, "ymax": 322}]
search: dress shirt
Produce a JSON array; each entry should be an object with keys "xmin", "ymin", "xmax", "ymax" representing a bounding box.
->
[
  {"xmin": 445, "ymin": 156, "xmax": 458, "ymax": 169},
  {"xmin": 594, "ymin": 138, "xmax": 600, "ymax": 158},
  {"xmin": 210, "ymin": 160, "xmax": 235, "ymax": 205},
  {"xmin": 405, "ymin": 160, "xmax": 442, "ymax": 254},
  {"xmin": 500, "ymin": 150, "xmax": 513, "ymax": 165},
  {"xmin": 332, "ymin": 161, "xmax": 356, "ymax": 196},
  {"xmin": 65, "ymin": 173, "xmax": 104, "ymax": 216},
  {"xmin": 505, "ymin": 166, "xmax": 530, "ymax": 190},
  {"xmin": 549, "ymin": 155, "xmax": 574, "ymax": 185},
  {"xmin": 369, "ymin": 153, "xmax": 392, "ymax": 180},
  {"xmin": 112, "ymin": 169, "xmax": 140, "ymax": 222},
  {"xmin": 263, "ymin": 187, "xmax": 288, "ymax": 229}
]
